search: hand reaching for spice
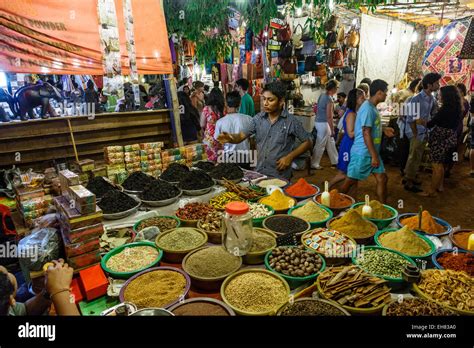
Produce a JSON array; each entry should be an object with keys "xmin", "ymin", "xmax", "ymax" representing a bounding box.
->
[{"xmin": 276, "ymin": 155, "xmax": 292, "ymax": 171}]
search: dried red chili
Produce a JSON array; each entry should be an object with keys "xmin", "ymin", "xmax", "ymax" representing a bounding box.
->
[
  {"xmin": 175, "ymin": 202, "xmax": 214, "ymax": 220},
  {"xmin": 437, "ymin": 252, "xmax": 474, "ymax": 276}
]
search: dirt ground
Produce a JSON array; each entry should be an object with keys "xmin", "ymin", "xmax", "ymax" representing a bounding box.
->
[{"xmin": 293, "ymin": 156, "xmax": 474, "ymax": 229}]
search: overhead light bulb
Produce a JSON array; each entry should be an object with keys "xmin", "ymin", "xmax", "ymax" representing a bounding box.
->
[
  {"xmin": 411, "ymin": 31, "xmax": 418, "ymax": 42},
  {"xmin": 141, "ymin": 77, "xmax": 146, "ymax": 83},
  {"xmin": 428, "ymin": 33, "xmax": 434, "ymax": 40},
  {"xmin": 449, "ymin": 28, "xmax": 456, "ymax": 40},
  {"xmin": 255, "ymin": 49, "xmax": 259, "ymax": 55},
  {"xmin": 296, "ymin": 7, "xmax": 302, "ymax": 16},
  {"xmin": 392, "ymin": 87, "xmax": 398, "ymax": 94},
  {"xmin": 436, "ymin": 28, "xmax": 444, "ymax": 39},
  {"xmin": 264, "ymin": 31, "xmax": 268, "ymax": 37},
  {"xmin": 352, "ymin": 18, "xmax": 358, "ymax": 25},
  {"xmin": 265, "ymin": 67, "xmax": 270, "ymax": 73}
]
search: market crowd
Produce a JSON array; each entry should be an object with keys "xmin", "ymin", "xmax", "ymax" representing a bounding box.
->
[{"xmin": 178, "ymin": 73, "xmax": 473, "ymax": 204}]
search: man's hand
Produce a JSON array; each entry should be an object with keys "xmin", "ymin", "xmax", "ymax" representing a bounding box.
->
[
  {"xmin": 371, "ymin": 155, "xmax": 380, "ymax": 168},
  {"xmin": 217, "ymin": 132, "xmax": 232, "ymax": 144},
  {"xmin": 383, "ymin": 127, "xmax": 395, "ymax": 138},
  {"xmin": 45, "ymin": 259, "xmax": 73, "ymax": 295},
  {"xmin": 276, "ymin": 155, "xmax": 292, "ymax": 171}
]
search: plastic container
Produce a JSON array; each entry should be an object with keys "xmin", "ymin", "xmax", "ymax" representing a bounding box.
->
[
  {"xmin": 350, "ymin": 202, "xmax": 398, "ymax": 230},
  {"xmin": 222, "ymin": 202, "xmax": 253, "ymax": 256},
  {"xmin": 288, "ymin": 203, "xmax": 333, "ymax": 228},
  {"xmin": 396, "ymin": 213, "xmax": 452, "ymax": 237},
  {"xmin": 264, "ymin": 247, "xmax": 326, "ymax": 289},
  {"xmin": 100, "ymin": 241, "xmax": 163, "ymax": 279},
  {"xmin": 375, "ymin": 228, "xmax": 437, "ymax": 260}
]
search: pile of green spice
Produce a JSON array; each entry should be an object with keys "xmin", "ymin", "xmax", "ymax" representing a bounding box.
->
[
  {"xmin": 249, "ymin": 229, "xmax": 276, "ymax": 253},
  {"xmin": 157, "ymin": 228, "xmax": 205, "ymax": 251},
  {"xmin": 355, "ymin": 248, "xmax": 411, "ymax": 279},
  {"xmin": 280, "ymin": 300, "xmax": 347, "ymax": 316},
  {"xmin": 185, "ymin": 246, "xmax": 241, "ymax": 278}
]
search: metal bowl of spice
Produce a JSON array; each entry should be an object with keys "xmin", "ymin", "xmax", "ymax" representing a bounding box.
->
[
  {"xmin": 431, "ymin": 248, "xmax": 474, "ymax": 276},
  {"xmin": 264, "ymin": 245, "xmax": 326, "ymax": 289},
  {"xmin": 262, "ymin": 215, "xmax": 311, "ymax": 237},
  {"xmin": 101, "ymin": 241, "xmax": 163, "ymax": 279},
  {"xmin": 182, "ymin": 246, "xmax": 242, "ymax": 290},
  {"xmin": 120, "ymin": 266, "xmax": 191, "ymax": 310},
  {"xmin": 99, "ymin": 191, "xmax": 142, "ymax": 220},
  {"xmin": 277, "ymin": 298, "xmax": 350, "ymax": 316},
  {"xmin": 396, "ymin": 212, "xmax": 452, "ymax": 237},
  {"xmin": 133, "ymin": 216, "xmax": 181, "ymax": 234},
  {"xmin": 220, "ymin": 269, "xmax": 290, "ymax": 316},
  {"xmin": 155, "ymin": 227, "xmax": 208, "ymax": 263},
  {"xmin": 242, "ymin": 228, "xmax": 277, "ymax": 265},
  {"xmin": 197, "ymin": 211, "xmax": 224, "ymax": 244},
  {"xmin": 449, "ymin": 229, "xmax": 473, "ymax": 251},
  {"xmin": 351, "ymin": 246, "xmax": 416, "ymax": 288},
  {"xmin": 168, "ymin": 297, "xmax": 235, "ymax": 316}
]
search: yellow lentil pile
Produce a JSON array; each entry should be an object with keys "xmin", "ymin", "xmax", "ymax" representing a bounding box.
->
[
  {"xmin": 291, "ymin": 201, "xmax": 330, "ymax": 222},
  {"xmin": 123, "ymin": 270, "xmax": 187, "ymax": 309},
  {"xmin": 224, "ymin": 272, "xmax": 288, "ymax": 313},
  {"xmin": 259, "ymin": 190, "xmax": 294, "ymax": 211}
]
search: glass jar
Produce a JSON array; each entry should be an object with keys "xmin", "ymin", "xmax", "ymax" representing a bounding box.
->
[{"xmin": 223, "ymin": 201, "xmax": 253, "ymax": 256}]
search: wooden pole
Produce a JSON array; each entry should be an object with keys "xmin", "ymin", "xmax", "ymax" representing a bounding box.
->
[
  {"xmin": 66, "ymin": 118, "xmax": 79, "ymax": 162},
  {"xmin": 164, "ymin": 74, "xmax": 184, "ymax": 147}
]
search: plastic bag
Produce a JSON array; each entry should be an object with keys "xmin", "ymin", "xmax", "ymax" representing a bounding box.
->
[
  {"xmin": 134, "ymin": 226, "xmax": 160, "ymax": 243},
  {"xmin": 18, "ymin": 227, "xmax": 59, "ymax": 271},
  {"xmin": 33, "ymin": 213, "xmax": 58, "ymax": 230}
]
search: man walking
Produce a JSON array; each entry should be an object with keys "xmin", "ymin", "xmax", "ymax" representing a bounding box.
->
[{"xmin": 235, "ymin": 78, "xmax": 255, "ymax": 117}]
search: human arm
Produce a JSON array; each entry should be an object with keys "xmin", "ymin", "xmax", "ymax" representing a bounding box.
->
[
  {"xmin": 327, "ymin": 100, "xmax": 335, "ymax": 137},
  {"xmin": 45, "ymin": 260, "xmax": 79, "ymax": 316},
  {"xmin": 24, "ymin": 291, "xmax": 52, "ymax": 316},
  {"xmin": 276, "ymin": 118, "xmax": 312, "ymax": 171},
  {"xmin": 346, "ymin": 112, "xmax": 356, "ymax": 139},
  {"xmin": 217, "ymin": 132, "xmax": 248, "ymax": 144}
]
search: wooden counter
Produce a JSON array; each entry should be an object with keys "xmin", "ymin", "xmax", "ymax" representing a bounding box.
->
[{"xmin": 0, "ymin": 109, "xmax": 173, "ymax": 170}]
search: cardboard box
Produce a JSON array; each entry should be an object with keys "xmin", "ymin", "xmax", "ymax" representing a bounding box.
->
[
  {"xmin": 72, "ymin": 159, "xmax": 95, "ymax": 173},
  {"xmin": 59, "ymin": 170, "xmax": 79, "ymax": 197},
  {"xmin": 62, "ymin": 230, "xmax": 100, "ymax": 258},
  {"xmin": 69, "ymin": 185, "xmax": 96, "ymax": 207},
  {"xmin": 79, "ymin": 264, "xmax": 109, "ymax": 301},
  {"xmin": 61, "ymin": 223, "xmax": 104, "ymax": 244},
  {"xmin": 15, "ymin": 186, "xmax": 45, "ymax": 202},
  {"xmin": 54, "ymin": 196, "xmax": 103, "ymax": 230},
  {"xmin": 20, "ymin": 195, "xmax": 52, "ymax": 213},
  {"xmin": 68, "ymin": 249, "xmax": 101, "ymax": 270},
  {"xmin": 92, "ymin": 167, "xmax": 107, "ymax": 178},
  {"xmin": 70, "ymin": 278, "xmax": 84, "ymax": 304}
]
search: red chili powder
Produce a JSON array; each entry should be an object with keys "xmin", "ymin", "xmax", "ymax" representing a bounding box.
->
[{"xmin": 285, "ymin": 178, "xmax": 317, "ymax": 197}]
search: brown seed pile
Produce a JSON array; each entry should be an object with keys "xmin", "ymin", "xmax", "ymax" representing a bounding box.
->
[
  {"xmin": 224, "ymin": 272, "xmax": 288, "ymax": 313},
  {"xmin": 172, "ymin": 302, "xmax": 229, "ymax": 316},
  {"xmin": 280, "ymin": 300, "xmax": 347, "ymax": 316},
  {"xmin": 268, "ymin": 245, "xmax": 323, "ymax": 277},
  {"xmin": 136, "ymin": 217, "xmax": 179, "ymax": 232},
  {"xmin": 385, "ymin": 298, "xmax": 457, "ymax": 316},
  {"xmin": 123, "ymin": 270, "xmax": 187, "ymax": 309}
]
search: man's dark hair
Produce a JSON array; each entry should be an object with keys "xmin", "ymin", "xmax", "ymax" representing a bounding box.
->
[
  {"xmin": 337, "ymin": 92, "xmax": 347, "ymax": 99},
  {"xmin": 235, "ymin": 78, "xmax": 250, "ymax": 91},
  {"xmin": 326, "ymin": 79, "xmax": 339, "ymax": 92},
  {"xmin": 226, "ymin": 91, "xmax": 241, "ymax": 108},
  {"xmin": 0, "ymin": 273, "xmax": 14, "ymax": 316},
  {"xmin": 206, "ymin": 88, "xmax": 225, "ymax": 116},
  {"xmin": 422, "ymin": 73, "xmax": 442, "ymax": 89},
  {"xmin": 204, "ymin": 85, "xmax": 210, "ymax": 93},
  {"xmin": 370, "ymin": 79, "xmax": 388, "ymax": 97},
  {"xmin": 456, "ymin": 83, "xmax": 467, "ymax": 97},
  {"xmin": 193, "ymin": 81, "xmax": 204, "ymax": 89},
  {"xmin": 360, "ymin": 78, "xmax": 372, "ymax": 85},
  {"xmin": 263, "ymin": 81, "xmax": 287, "ymax": 100},
  {"xmin": 409, "ymin": 78, "xmax": 422, "ymax": 93}
]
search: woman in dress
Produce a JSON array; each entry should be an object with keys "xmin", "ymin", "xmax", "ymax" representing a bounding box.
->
[
  {"xmin": 201, "ymin": 88, "xmax": 224, "ymax": 161},
  {"xmin": 329, "ymin": 88, "xmax": 366, "ymax": 188},
  {"xmin": 177, "ymin": 91, "xmax": 200, "ymax": 144},
  {"xmin": 420, "ymin": 85, "xmax": 463, "ymax": 197}
]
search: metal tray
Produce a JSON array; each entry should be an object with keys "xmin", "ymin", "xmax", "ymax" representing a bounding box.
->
[
  {"xmin": 140, "ymin": 190, "xmax": 183, "ymax": 207},
  {"xmin": 102, "ymin": 194, "xmax": 142, "ymax": 220}
]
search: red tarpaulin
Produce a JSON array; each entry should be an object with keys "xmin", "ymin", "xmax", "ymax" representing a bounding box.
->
[{"xmin": 0, "ymin": 0, "xmax": 172, "ymax": 75}]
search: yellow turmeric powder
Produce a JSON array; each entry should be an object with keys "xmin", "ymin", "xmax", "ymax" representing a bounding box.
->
[
  {"xmin": 259, "ymin": 190, "xmax": 294, "ymax": 211},
  {"xmin": 329, "ymin": 209, "xmax": 376, "ymax": 238},
  {"xmin": 379, "ymin": 226, "xmax": 431, "ymax": 256},
  {"xmin": 401, "ymin": 211, "xmax": 444, "ymax": 234}
]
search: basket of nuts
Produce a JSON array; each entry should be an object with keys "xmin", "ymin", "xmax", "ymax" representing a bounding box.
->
[{"xmin": 264, "ymin": 245, "xmax": 326, "ymax": 289}]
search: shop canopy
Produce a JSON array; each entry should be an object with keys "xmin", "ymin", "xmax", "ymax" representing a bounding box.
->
[{"xmin": 0, "ymin": 0, "xmax": 173, "ymax": 75}]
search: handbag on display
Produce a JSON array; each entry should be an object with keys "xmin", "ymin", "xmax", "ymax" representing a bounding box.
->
[
  {"xmin": 348, "ymin": 47, "xmax": 358, "ymax": 66},
  {"xmin": 292, "ymin": 24, "xmax": 304, "ymax": 49},
  {"xmin": 324, "ymin": 15, "xmax": 339, "ymax": 32},
  {"xmin": 301, "ymin": 40, "xmax": 316, "ymax": 56},
  {"xmin": 304, "ymin": 56, "xmax": 318, "ymax": 72},
  {"xmin": 328, "ymin": 49, "xmax": 344, "ymax": 68},
  {"xmin": 325, "ymin": 31, "xmax": 338, "ymax": 49},
  {"xmin": 314, "ymin": 63, "xmax": 327, "ymax": 77},
  {"xmin": 278, "ymin": 41, "xmax": 294, "ymax": 58},
  {"xmin": 297, "ymin": 60, "xmax": 306, "ymax": 75},
  {"xmin": 346, "ymin": 29, "xmax": 360, "ymax": 48},
  {"xmin": 280, "ymin": 57, "xmax": 297, "ymax": 74},
  {"xmin": 277, "ymin": 24, "xmax": 292, "ymax": 42}
]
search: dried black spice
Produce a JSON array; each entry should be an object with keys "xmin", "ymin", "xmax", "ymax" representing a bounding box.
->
[
  {"xmin": 194, "ymin": 161, "xmax": 215, "ymax": 172},
  {"xmin": 122, "ymin": 172, "xmax": 155, "ymax": 191},
  {"xmin": 179, "ymin": 170, "xmax": 214, "ymax": 190},
  {"xmin": 280, "ymin": 300, "xmax": 346, "ymax": 316},
  {"xmin": 209, "ymin": 163, "xmax": 243, "ymax": 181},
  {"xmin": 86, "ymin": 177, "xmax": 117, "ymax": 198},
  {"xmin": 141, "ymin": 180, "xmax": 180, "ymax": 201},
  {"xmin": 265, "ymin": 216, "xmax": 308, "ymax": 234},
  {"xmin": 98, "ymin": 190, "xmax": 138, "ymax": 214},
  {"xmin": 160, "ymin": 163, "xmax": 190, "ymax": 182}
]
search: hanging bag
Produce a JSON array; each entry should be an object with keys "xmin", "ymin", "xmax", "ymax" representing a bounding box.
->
[
  {"xmin": 292, "ymin": 24, "xmax": 304, "ymax": 49},
  {"xmin": 280, "ymin": 57, "xmax": 297, "ymax": 74},
  {"xmin": 277, "ymin": 24, "xmax": 292, "ymax": 42},
  {"xmin": 314, "ymin": 63, "xmax": 327, "ymax": 77},
  {"xmin": 337, "ymin": 26, "xmax": 345, "ymax": 43},
  {"xmin": 328, "ymin": 49, "xmax": 344, "ymax": 68},
  {"xmin": 301, "ymin": 40, "xmax": 317, "ymax": 56},
  {"xmin": 325, "ymin": 31, "xmax": 338, "ymax": 49},
  {"xmin": 346, "ymin": 29, "xmax": 360, "ymax": 48},
  {"xmin": 304, "ymin": 56, "xmax": 319, "ymax": 72},
  {"xmin": 279, "ymin": 41, "xmax": 294, "ymax": 58}
]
